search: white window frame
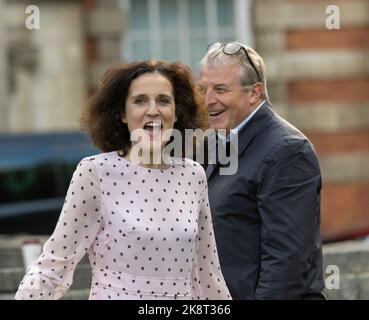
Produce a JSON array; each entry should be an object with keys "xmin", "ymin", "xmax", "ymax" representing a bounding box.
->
[
  {"xmin": 234, "ymin": 0, "xmax": 254, "ymax": 47},
  {"xmin": 120, "ymin": 0, "xmax": 253, "ymax": 68}
]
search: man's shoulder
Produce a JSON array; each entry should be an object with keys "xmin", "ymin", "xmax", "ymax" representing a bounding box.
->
[
  {"xmin": 246, "ymin": 105, "xmax": 318, "ymax": 163},
  {"xmin": 260, "ymin": 120, "xmax": 319, "ymax": 168},
  {"xmin": 259, "ymin": 107, "xmax": 310, "ymax": 147}
]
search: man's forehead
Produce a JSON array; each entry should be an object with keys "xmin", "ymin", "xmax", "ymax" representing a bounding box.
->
[
  {"xmin": 199, "ymin": 63, "xmax": 240, "ymax": 85},
  {"xmin": 201, "ymin": 62, "xmax": 240, "ymax": 73}
]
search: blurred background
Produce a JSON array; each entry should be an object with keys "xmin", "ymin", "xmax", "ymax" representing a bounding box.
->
[{"xmin": 0, "ymin": 0, "xmax": 369, "ymax": 299}]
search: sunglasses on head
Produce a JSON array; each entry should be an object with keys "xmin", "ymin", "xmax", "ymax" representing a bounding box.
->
[{"xmin": 207, "ymin": 42, "xmax": 261, "ymax": 83}]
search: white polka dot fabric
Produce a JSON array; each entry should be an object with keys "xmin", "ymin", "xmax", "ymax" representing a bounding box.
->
[{"xmin": 15, "ymin": 151, "xmax": 231, "ymax": 300}]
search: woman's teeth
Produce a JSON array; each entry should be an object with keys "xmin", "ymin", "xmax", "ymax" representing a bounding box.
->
[{"xmin": 144, "ymin": 122, "xmax": 162, "ymax": 130}]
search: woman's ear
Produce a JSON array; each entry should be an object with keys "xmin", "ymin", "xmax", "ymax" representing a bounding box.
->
[
  {"xmin": 174, "ymin": 114, "xmax": 178, "ymax": 122},
  {"xmin": 121, "ymin": 114, "xmax": 127, "ymax": 124}
]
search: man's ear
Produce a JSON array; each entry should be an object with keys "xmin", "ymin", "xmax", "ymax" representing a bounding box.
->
[{"xmin": 250, "ymin": 82, "xmax": 263, "ymax": 103}]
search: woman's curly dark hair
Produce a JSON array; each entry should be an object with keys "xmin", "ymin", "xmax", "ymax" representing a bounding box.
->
[{"xmin": 80, "ymin": 60, "xmax": 210, "ymax": 157}]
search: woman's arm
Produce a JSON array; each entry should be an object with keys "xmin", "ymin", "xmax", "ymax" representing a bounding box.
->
[
  {"xmin": 15, "ymin": 158, "xmax": 102, "ymax": 300},
  {"xmin": 191, "ymin": 177, "xmax": 231, "ymax": 300}
]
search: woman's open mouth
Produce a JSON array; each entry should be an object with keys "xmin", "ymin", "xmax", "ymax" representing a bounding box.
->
[{"xmin": 143, "ymin": 121, "xmax": 163, "ymax": 140}]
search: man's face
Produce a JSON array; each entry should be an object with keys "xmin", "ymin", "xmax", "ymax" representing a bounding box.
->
[{"xmin": 199, "ymin": 63, "xmax": 255, "ymax": 131}]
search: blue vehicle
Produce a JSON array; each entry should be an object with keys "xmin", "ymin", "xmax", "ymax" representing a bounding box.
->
[{"xmin": 0, "ymin": 131, "xmax": 99, "ymax": 234}]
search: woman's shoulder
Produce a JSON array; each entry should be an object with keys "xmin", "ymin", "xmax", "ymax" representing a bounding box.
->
[
  {"xmin": 79, "ymin": 151, "xmax": 117, "ymax": 164},
  {"xmin": 76, "ymin": 151, "xmax": 118, "ymax": 172}
]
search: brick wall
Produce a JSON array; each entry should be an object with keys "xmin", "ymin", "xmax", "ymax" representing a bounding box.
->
[{"xmin": 253, "ymin": 0, "xmax": 369, "ymax": 241}]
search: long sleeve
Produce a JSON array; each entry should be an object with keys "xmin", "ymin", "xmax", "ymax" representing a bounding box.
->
[
  {"xmin": 255, "ymin": 139, "xmax": 322, "ymax": 299},
  {"xmin": 191, "ymin": 182, "xmax": 231, "ymax": 300},
  {"xmin": 15, "ymin": 158, "xmax": 102, "ymax": 300}
]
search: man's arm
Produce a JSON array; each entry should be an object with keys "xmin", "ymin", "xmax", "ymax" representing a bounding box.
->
[{"xmin": 254, "ymin": 138, "xmax": 322, "ymax": 299}]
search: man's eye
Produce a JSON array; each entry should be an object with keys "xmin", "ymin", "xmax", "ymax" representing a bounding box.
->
[{"xmin": 216, "ymin": 88, "xmax": 227, "ymax": 93}]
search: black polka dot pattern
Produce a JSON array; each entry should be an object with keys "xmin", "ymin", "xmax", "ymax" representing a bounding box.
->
[{"xmin": 14, "ymin": 152, "xmax": 231, "ymax": 300}]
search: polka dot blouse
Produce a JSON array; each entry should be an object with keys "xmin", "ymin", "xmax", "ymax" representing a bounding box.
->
[{"xmin": 15, "ymin": 151, "xmax": 231, "ymax": 300}]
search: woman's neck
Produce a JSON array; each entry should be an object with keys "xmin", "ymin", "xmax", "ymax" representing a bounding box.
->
[
  {"xmin": 119, "ymin": 149, "xmax": 171, "ymax": 170},
  {"xmin": 137, "ymin": 162, "xmax": 170, "ymax": 170}
]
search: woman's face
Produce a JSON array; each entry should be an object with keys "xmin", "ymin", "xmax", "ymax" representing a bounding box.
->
[{"xmin": 122, "ymin": 72, "xmax": 177, "ymax": 155}]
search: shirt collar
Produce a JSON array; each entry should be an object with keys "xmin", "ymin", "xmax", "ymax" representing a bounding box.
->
[{"xmin": 218, "ymin": 99, "xmax": 266, "ymax": 143}]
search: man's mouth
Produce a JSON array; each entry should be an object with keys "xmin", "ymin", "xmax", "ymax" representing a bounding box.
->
[{"xmin": 209, "ymin": 110, "xmax": 226, "ymax": 118}]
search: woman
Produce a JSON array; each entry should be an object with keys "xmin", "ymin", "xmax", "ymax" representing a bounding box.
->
[{"xmin": 15, "ymin": 60, "xmax": 231, "ymax": 300}]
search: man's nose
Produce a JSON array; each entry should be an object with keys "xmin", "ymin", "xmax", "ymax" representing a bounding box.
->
[{"xmin": 204, "ymin": 89, "xmax": 217, "ymax": 106}]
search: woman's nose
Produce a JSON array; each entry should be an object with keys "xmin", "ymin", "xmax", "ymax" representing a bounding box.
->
[{"xmin": 146, "ymin": 101, "xmax": 159, "ymax": 116}]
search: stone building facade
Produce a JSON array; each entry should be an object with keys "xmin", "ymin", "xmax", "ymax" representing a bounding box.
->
[{"xmin": 0, "ymin": 0, "xmax": 123, "ymax": 133}]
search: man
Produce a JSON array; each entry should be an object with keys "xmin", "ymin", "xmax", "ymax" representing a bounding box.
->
[{"xmin": 198, "ymin": 42, "xmax": 325, "ymax": 299}]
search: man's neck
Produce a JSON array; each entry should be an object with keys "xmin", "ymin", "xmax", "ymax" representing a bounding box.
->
[{"xmin": 231, "ymin": 99, "xmax": 266, "ymax": 133}]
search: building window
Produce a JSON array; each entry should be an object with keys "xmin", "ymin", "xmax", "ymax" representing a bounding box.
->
[{"xmin": 120, "ymin": 0, "xmax": 237, "ymax": 71}]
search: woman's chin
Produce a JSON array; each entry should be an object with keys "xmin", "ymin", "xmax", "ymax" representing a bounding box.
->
[{"xmin": 141, "ymin": 142, "xmax": 165, "ymax": 154}]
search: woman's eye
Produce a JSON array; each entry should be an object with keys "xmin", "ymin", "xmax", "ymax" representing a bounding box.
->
[
  {"xmin": 134, "ymin": 98, "xmax": 146, "ymax": 104},
  {"xmin": 158, "ymin": 98, "xmax": 171, "ymax": 105}
]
